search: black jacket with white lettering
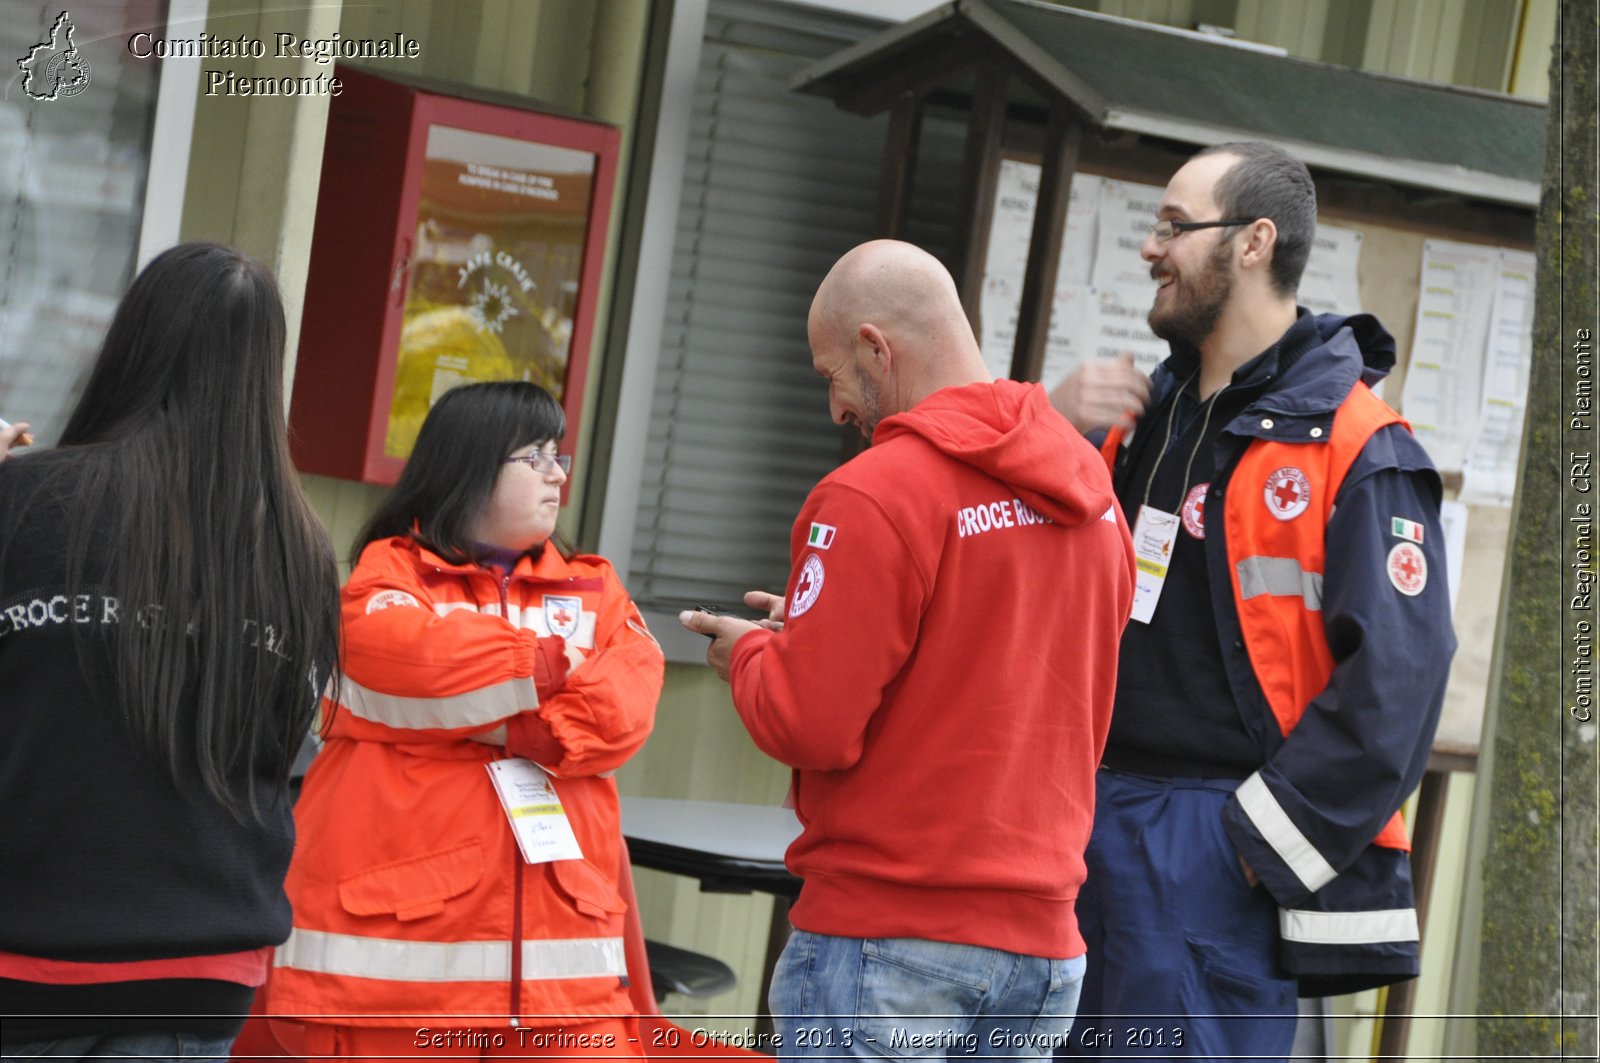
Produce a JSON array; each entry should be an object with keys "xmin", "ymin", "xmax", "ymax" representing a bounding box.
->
[{"xmin": 0, "ymin": 453, "xmax": 283, "ymax": 1037}]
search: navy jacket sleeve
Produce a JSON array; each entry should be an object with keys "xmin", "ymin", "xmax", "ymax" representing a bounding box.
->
[{"xmin": 1223, "ymin": 425, "xmax": 1457, "ymax": 908}]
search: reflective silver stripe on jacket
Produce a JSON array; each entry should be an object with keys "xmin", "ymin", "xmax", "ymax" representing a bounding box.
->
[
  {"xmin": 333, "ymin": 674, "xmax": 538, "ymax": 731},
  {"xmin": 275, "ymin": 928, "xmax": 626, "ymax": 982},
  {"xmin": 1235, "ymin": 773, "xmax": 1338, "ymax": 893},
  {"xmin": 1279, "ymin": 907, "xmax": 1419, "ymax": 945},
  {"xmin": 1236, "ymin": 556, "xmax": 1324, "ymax": 610},
  {"xmin": 435, "ymin": 600, "xmax": 599, "ymax": 648}
]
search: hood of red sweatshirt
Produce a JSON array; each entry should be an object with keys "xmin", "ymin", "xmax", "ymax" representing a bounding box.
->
[{"xmin": 872, "ymin": 379, "xmax": 1115, "ymax": 528}]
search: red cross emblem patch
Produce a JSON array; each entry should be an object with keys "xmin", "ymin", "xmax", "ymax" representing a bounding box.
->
[
  {"xmin": 1264, "ymin": 466, "xmax": 1311, "ymax": 521},
  {"xmin": 790, "ymin": 554, "xmax": 826, "ymax": 619},
  {"xmin": 365, "ymin": 589, "xmax": 420, "ymax": 614},
  {"xmin": 1182, "ymin": 482, "xmax": 1210, "ymax": 539},
  {"xmin": 1387, "ymin": 542, "xmax": 1427, "ymax": 596},
  {"xmin": 543, "ymin": 595, "xmax": 582, "ymax": 638}
]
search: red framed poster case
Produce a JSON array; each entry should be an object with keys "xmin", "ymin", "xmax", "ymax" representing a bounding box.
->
[{"xmin": 289, "ymin": 66, "xmax": 620, "ymax": 485}]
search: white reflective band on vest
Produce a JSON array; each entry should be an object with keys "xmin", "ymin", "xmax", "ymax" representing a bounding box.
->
[
  {"xmin": 275, "ymin": 928, "xmax": 626, "ymax": 982},
  {"xmin": 1235, "ymin": 774, "xmax": 1338, "ymax": 893},
  {"xmin": 1279, "ymin": 907, "xmax": 1419, "ymax": 945},
  {"xmin": 334, "ymin": 674, "xmax": 538, "ymax": 731},
  {"xmin": 1236, "ymin": 556, "xmax": 1324, "ymax": 610}
]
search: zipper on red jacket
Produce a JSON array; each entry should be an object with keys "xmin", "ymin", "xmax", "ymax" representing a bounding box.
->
[
  {"xmin": 510, "ymin": 850, "xmax": 525, "ymax": 1027},
  {"xmin": 499, "ymin": 569, "xmax": 524, "ymax": 1027}
]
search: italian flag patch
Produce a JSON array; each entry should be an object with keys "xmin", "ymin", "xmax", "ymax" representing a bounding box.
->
[
  {"xmin": 1391, "ymin": 517, "xmax": 1424, "ymax": 543},
  {"xmin": 807, "ymin": 522, "xmax": 837, "ymax": 550}
]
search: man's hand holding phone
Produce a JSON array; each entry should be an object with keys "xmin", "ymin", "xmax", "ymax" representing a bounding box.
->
[{"xmin": 679, "ymin": 595, "xmax": 780, "ymax": 681}]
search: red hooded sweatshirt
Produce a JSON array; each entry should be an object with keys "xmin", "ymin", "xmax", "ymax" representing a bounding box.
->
[{"xmin": 729, "ymin": 379, "xmax": 1135, "ymax": 959}]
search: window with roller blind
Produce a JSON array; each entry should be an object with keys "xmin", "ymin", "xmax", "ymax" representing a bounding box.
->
[{"xmin": 626, "ymin": 0, "xmax": 961, "ymax": 617}]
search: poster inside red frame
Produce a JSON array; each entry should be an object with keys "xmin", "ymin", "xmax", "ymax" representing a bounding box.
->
[
  {"xmin": 387, "ymin": 126, "xmax": 597, "ymax": 459},
  {"xmin": 289, "ymin": 67, "xmax": 618, "ymax": 486}
]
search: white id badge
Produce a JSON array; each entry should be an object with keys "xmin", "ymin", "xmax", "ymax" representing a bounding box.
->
[
  {"xmin": 486, "ymin": 758, "xmax": 584, "ymax": 864},
  {"xmin": 1129, "ymin": 505, "xmax": 1182, "ymax": 625}
]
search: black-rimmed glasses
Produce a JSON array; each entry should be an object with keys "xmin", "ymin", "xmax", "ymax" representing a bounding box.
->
[
  {"xmin": 504, "ymin": 452, "xmax": 572, "ymax": 474},
  {"xmin": 1149, "ymin": 218, "xmax": 1254, "ymax": 242}
]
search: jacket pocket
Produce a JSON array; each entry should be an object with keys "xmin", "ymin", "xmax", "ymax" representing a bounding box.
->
[
  {"xmin": 338, "ymin": 839, "xmax": 485, "ymax": 922},
  {"xmin": 1183, "ymin": 932, "xmax": 1296, "ymax": 1014},
  {"xmin": 550, "ymin": 857, "xmax": 625, "ymax": 919}
]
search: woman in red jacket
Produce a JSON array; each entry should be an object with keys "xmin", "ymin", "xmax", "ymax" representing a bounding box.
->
[{"xmin": 266, "ymin": 381, "xmax": 664, "ymax": 1058}]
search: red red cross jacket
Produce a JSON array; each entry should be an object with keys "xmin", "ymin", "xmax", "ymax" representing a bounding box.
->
[
  {"xmin": 265, "ymin": 535, "xmax": 663, "ymax": 1026},
  {"xmin": 729, "ymin": 380, "xmax": 1135, "ymax": 961}
]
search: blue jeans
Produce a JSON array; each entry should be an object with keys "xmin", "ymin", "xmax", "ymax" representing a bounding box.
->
[
  {"xmin": 1, "ymin": 1031, "xmax": 235, "ymax": 1062},
  {"xmin": 769, "ymin": 930, "xmax": 1086, "ymax": 1061}
]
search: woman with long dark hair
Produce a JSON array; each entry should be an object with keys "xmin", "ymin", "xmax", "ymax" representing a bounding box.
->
[
  {"xmin": 0, "ymin": 243, "xmax": 341, "ymax": 1058},
  {"xmin": 266, "ymin": 381, "xmax": 663, "ymax": 1057}
]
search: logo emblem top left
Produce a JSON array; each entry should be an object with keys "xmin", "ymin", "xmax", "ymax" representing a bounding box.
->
[{"xmin": 18, "ymin": 12, "xmax": 92, "ymax": 101}]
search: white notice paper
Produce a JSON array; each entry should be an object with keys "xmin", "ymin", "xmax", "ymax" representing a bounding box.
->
[
  {"xmin": 1299, "ymin": 224, "xmax": 1364, "ymax": 316},
  {"xmin": 1036, "ymin": 283, "xmax": 1097, "ymax": 387},
  {"xmin": 1091, "ymin": 177, "xmax": 1166, "ymax": 290},
  {"xmin": 1399, "ymin": 239, "xmax": 1501, "ymax": 473},
  {"xmin": 1460, "ymin": 250, "xmax": 1536, "ymax": 506},
  {"xmin": 979, "ymin": 161, "xmax": 1103, "ymax": 378},
  {"xmin": 1086, "ymin": 283, "xmax": 1168, "ymax": 376}
]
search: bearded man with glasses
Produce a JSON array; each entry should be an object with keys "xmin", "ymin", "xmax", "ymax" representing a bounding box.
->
[{"xmin": 1051, "ymin": 141, "xmax": 1456, "ymax": 1061}]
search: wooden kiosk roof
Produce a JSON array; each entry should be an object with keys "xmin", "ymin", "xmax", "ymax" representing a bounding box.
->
[{"xmin": 793, "ymin": 0, "xmax": 1546, "ymax": 381}]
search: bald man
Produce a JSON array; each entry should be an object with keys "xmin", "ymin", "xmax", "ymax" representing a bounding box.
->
[{"xmin": 680, "ymin": 241, "xmax": 1135, "ymax": 1060}]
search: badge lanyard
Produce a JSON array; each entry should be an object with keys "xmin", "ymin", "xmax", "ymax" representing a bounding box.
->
[{"xmin": 1129, "ymin": 375, "xmax": 1226, "ymax": 624}]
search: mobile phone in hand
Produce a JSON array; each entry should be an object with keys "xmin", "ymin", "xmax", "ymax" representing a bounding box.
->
[{"xmin": 692, "ymin": 603, "xmax": 739, "ymax": 639}]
